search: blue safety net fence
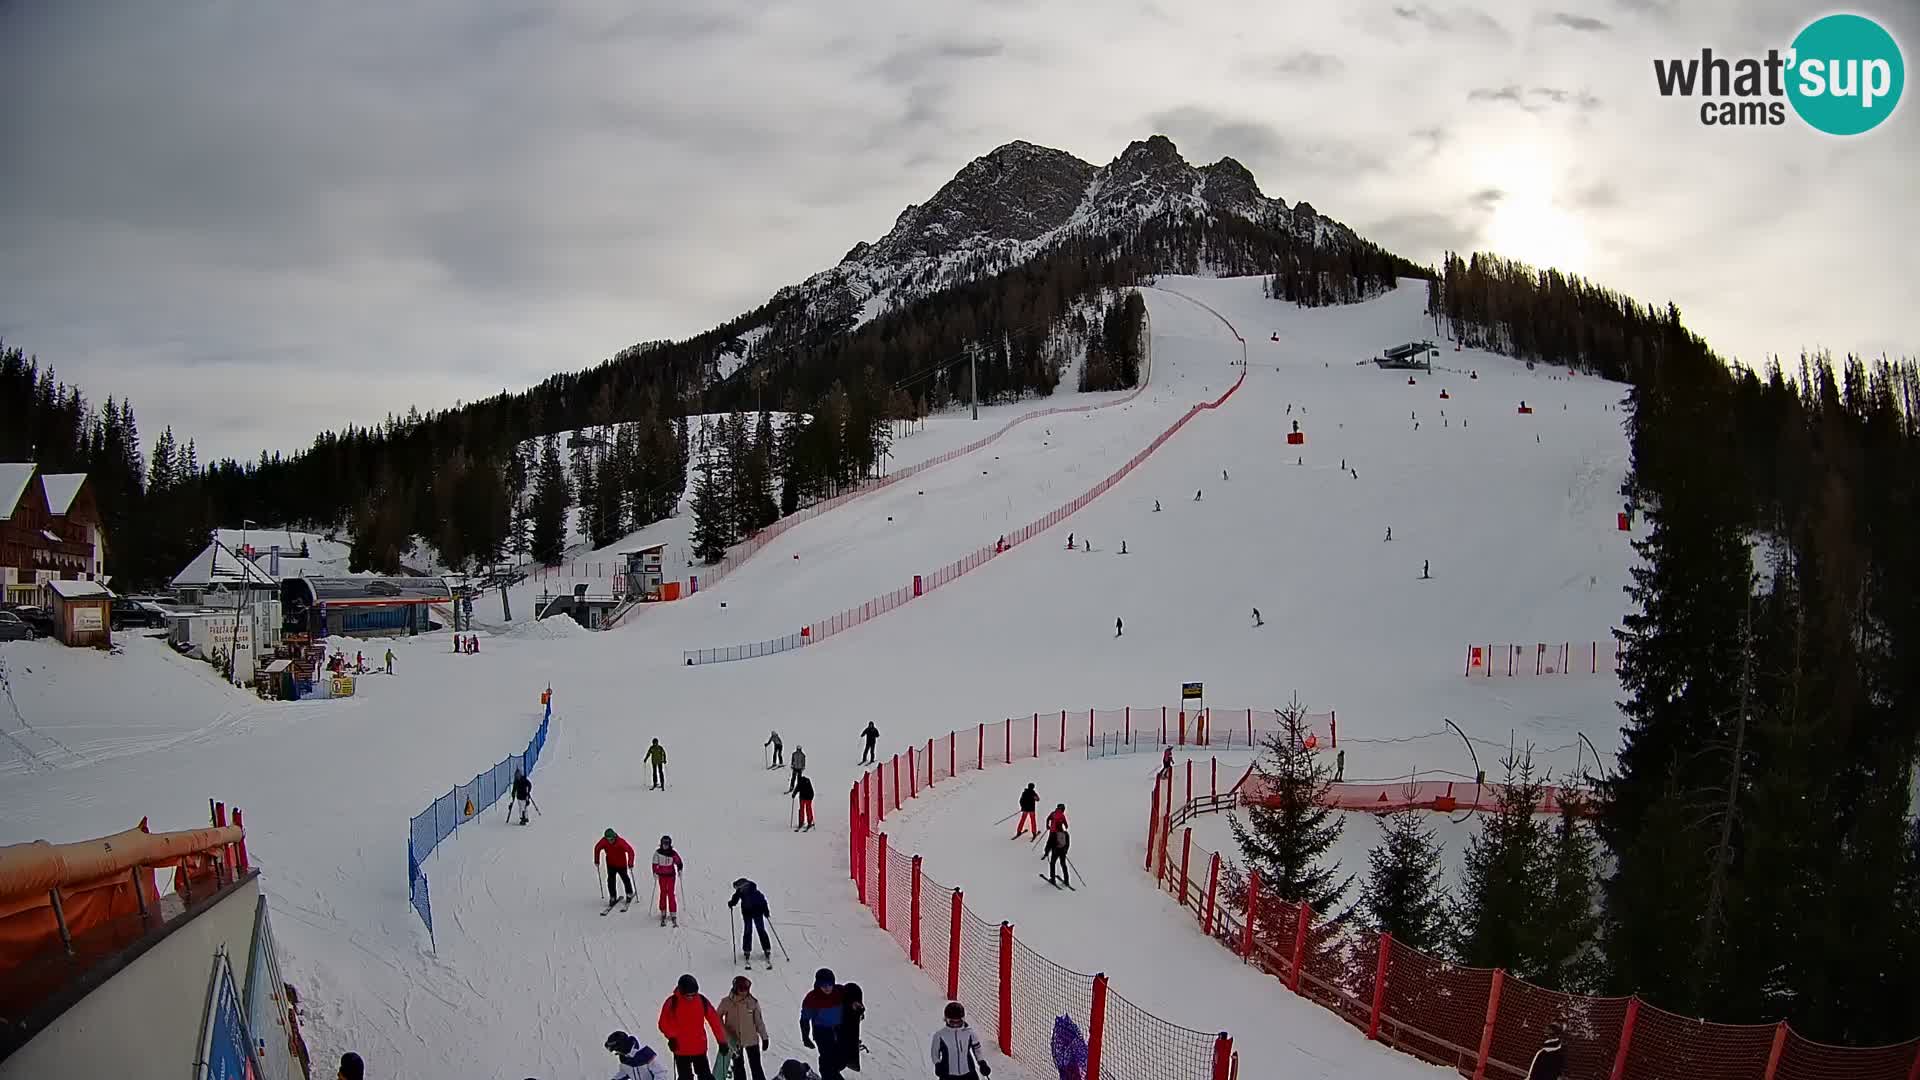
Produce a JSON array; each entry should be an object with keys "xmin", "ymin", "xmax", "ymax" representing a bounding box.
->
[{"xmin": 407, "ymin": 699, "xmax": 551, "ymax": 943}]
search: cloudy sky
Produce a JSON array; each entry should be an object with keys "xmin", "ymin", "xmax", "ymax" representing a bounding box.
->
[{"xmin": 2, "ymin": 0, "xmax": 1914, "ymax": 459}]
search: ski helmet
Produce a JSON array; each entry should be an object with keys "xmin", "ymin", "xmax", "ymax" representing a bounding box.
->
[
  {"xmin": 814, "ymin": 967, "xmax": 835, "ymax": 988},
  {"xmin": 733, "ymin": 878, "xmax": 750, "ymax": 890},
  {"xmin": 604, "ymin": 828, "xmax": 617, "ymax": 840},
  {"xmin": 660, "ymin": 835, "xmax": 673, "ymax": 847},
  {"xmin": 1056, "ymin": 803, "xmax": 1066, "ymax": 810},
  {"xmin": 677, "ymin": 973, "xmax": 699, "ymax": 994},
  {"xmin": 606, "ymin": 1030, "xmax": 632, "ymax": 1053},
  {"xmin": 944, "ymin": 1001, "xmax": 966, "ymax": 1022}
]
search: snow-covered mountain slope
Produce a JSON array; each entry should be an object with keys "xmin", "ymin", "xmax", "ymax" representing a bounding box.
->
[
  {"xmin": 723, "ymin": 136, "xmax": 1362, "ymax": 376},
  {"xmin": 0, "ymin": 277, "xmax": 1634, "ymax": 1080}
]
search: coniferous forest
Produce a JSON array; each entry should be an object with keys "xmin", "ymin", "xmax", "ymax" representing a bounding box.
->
[{"xmin": 1235, "ymin": 259, "xmax": 1920, "ymax": 1045}]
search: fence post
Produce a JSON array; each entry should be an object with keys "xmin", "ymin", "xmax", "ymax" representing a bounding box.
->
[
  {"xmin": 849, "ymin": 785, "xmax": 861, "ymax": 895},
  {"xmin": 1156, "ymin": 800, "xmax": 1172, "ymax": 885},
  {"xmin": 947, "ymin": 889, "xmax": 964, "ymax": 1001},
  {"xmin": 1161, "ymin": 705, "xmax": 1167, "ymax": 745},
  {"xmin": 949, "ymin": 732, "xmax": 956, "ymax": 779},
  {"xmin": 1330, "ymin": 710, "xmax": 1337, "ymax": 748},
  {"xmin": 1241, "ymin": 872, "xmax": 1261, "ymax": 960},
  {"xmin": 1212, "ymin": 757, "xmax": 1218, "ymax": 800},
  {"xmin": 1367, "ymin": 933, "xmax": 1391, "ymax": 1041},
  {"xmin": 1005, "ymin": 720, "xmax": 1011, "ymax": 764},
  {"xmin": 877, "ymin": 834, "xmax": 890, "ymax": 931},
  {"xmin": 1608, "ymin": 997, "xmax": 1639, "ymax": 1080},
  {"xmin": 910, "ymin": 855, "xmax": 923, "ymax": 967},
  {"xmin": 978, "ymin": 723, "xmax": 984, "ymax": 770},
  {"xmin": 1059, "ymin": 709, "xmax": 1066, "ymax": 752},
  {"xmin": 1472, "ymin": 969, "xmax": 1505, "ymax": 1080},
  {"xmin": 1032, "ymin": 713, "xmax": 1039, "ymax": 758},
  {"xmin": 1211, "ymin": 1033, "xmax": 1233, "ymax": 1080},
  {"xmin": 893, "ymin": 755, "xmax": 902, "ymax": 809},
  {"xmin": 1179, "ymin": 829, "xmax": 1193, "ymax": 905},
  {"xmin": 1289, "ymin": 903, "xmax": 1312, "ymax": 992},
  {"xmin": 1087, "ymin": 973, "xmax": 1109, "ymax": 1080},
  {"xmin": 1087, "ymin": 709, "xmax": 1095, "ymax": 749},
  {"xmin": 1762, "ymin": 1023, "xmax": 1789, "ymax": 1080},
  {"xmin": 1908, "ymin": 1042, "xmax": 1920, "ymax": 1080},
  {"xmin": 997, "ymin": 922, "xmax": 1014, "ymax": 1056},
  {"xmin": 876, "ymin": 768, "xmax": 886, "ymax": 823},
  {"xmin": 909, "ymin": 747, "xmax": 918, "ymax": 798},
  {"xmin": 1125, "ymin": 706, "xmax": 1131, "ymax": 745},
  {"xmin": 1186, "ymin": 759, "xmax": 1193, "ymax": 806},
  {"xmin": 1144, "ymin": 774, "xmax": 1162, "ymax": 872},
  {"xmin": 1204, "ymin": 853, "xmax": 1221, "ymax": 935}
]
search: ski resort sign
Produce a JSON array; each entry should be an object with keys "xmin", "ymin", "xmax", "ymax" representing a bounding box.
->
[{"xmin": 1653, "ymin": 13, "xmax": 1903, "ymax": 134}]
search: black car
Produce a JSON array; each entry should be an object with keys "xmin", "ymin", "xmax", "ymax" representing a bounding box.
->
[
  {"xmin": 0, "ymin": 605, "xmax": 53, "ymax": 638},
  {"xmin": 0, "ymin": 610, "xmax": 36, "ymax": 641},
  {"xmin": 110, "ymin": 597, "xmax": 167, "ymax": 630}
]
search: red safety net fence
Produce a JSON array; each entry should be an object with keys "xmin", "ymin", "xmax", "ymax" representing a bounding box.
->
[
  {"xmin": 688, "ymin": 364, "xmax": 1247, "ymax": 664},
  {"xmin": 1146, "ymin": 775, "xmax": 1920, "ymax": 1080},
  {"xmin": 848, "ymin": 715, "xmax": 1240, "ymax": 1080}
]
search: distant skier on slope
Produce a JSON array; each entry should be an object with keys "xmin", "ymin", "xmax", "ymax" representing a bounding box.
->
[
  {"xmin": 766, "ymin": 731, "xmax": 783, "ymax": 769},
  {"xmin": 1153, "ymin": 500, "xmax": 1161, "ymax": 512},
  {"xmin": 1041, "ymin": 823, "xmax": 1072, "ymax": 887},
  {"xmin": 1194, "ymin": 489, "xmax": 1202, "ymax": 501},
  {"xmin": 653, "ymin": 836, "xmax": 686, "ymax": 926},
  {"xmin": 859, "ymin": 722, "xmax": 880, "ymax": 765},
  {"xmin": 1114, "ymin": 617, "xmax": 1123, "ymax": 638},
  {"xmin": 729, "ymin": 879, "xmax": 774, "ymax": 966},
  {"xmin": 788, "ymin": 747, "xmax": 807, "ymax": 794},
  {"xmin": 1251, "ymin": 608, "xmax": 1263, "ymax": 627},
  {"xmin": 1014, "ymin": 783, "xmax": 1040, "ymax": 838},
  {"xmin": 647, "ymin": 739, "xmax": 668, "ymax": 790},
  {"xmin": 795, "ymin": 774, "xmax": 815, "ymax": 831},
  {"xmin": 595, "ymin": 829, "xmax": 637, "ymax": 910},
  {"xmin": 508, "ymin": 769, "xmax": 533, "ymax": 825}
]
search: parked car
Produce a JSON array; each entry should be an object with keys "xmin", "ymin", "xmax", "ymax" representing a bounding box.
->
[
  {"xmin": 110, "ymin": 597, "xmax": 167, "ymax": 630},
  {"xmin": 0, "ymin": 605, "xmax": 53, "ymax": 638},
  {"xmin": 0, "ymin": 610, "xmax": 37, "ymax": 641}
]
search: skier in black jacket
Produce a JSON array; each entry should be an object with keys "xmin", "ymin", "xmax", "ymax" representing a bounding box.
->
[
  {"xmin": 509, "ymin": 770, "xmax": 533, "ymax": 825},
  {"xmin": 1013, "ymin": 784, "xmax": 1039, "ymax": 838},
  {"xmin": 859, "ymin": 722, "xmax": 880, "ymax": 765},
  {"xmin": 1525, "ymin": 1025, "xmax": 1566, "ymax": 1080},
  {"xmin": 1042, "ymin": 825, "xmax": 1071, "ymax": 886},
  {"xmin": 729, "ymin": 878, "xmax": 774, "ymax": 965}
]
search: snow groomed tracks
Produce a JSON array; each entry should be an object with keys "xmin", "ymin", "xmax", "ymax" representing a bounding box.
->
[{"xmin": 682, "ymin": 290, "xmax": 1248, "ymax": 664}]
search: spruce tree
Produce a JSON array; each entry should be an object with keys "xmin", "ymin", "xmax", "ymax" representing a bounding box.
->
[
  {"xmin": 1535, "ymin": 798, "xmax": 1601, "ymax": 992},
  {"xmin": 687, "ymin": 456, "xmax": 731, "ymax": 564},
  {"xmin": 571, "ymin": 440, "xmax": 598, "ymax": 547},
  {"xmin": 1359, "ymin": 807, "xmax": 1451, "ymax": 952},
  {"xmin": 1453, "ymin": 751, "xmax": 1551, "ymax": 975},
  {"xmin": 1227, "ymin": 697, "xmax": 1351, "ymax": 914},
  {"xmin": 529, "ymin": 435, "xmax": 570, "ymax": 565}
]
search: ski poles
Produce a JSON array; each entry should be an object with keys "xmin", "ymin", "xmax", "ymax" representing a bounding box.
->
[
  {"xmin": 1067, "ymin": 856, "xmax": 1089, "ymax": 889},
  {"xmin": 767, "ymin": 917, "xmax": 792, "ymax": 962},
  {"xmin": 729, "ymin": 903, "xmax": 739, "ymax": 962},
  {"xmin": 991, "ymin": 810, "xmax": 1019, "ymax": 827}
]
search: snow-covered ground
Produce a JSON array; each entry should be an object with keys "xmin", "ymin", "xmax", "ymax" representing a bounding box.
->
[{"xmin": 0, "ymin": 276, "xmax": 1635, "ymax": 1079}]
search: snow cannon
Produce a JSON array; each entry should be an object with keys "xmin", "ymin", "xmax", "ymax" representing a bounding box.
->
[
  {"xmin": 1270, "ymin": 332, "xmax": 1279, "ymax": 342},
  {"xmin": 1286, "ymin": 419, "xmax": 1304, "ymax": 446},
  {"xmin": 1517, "ymin": 401, "xmax": 1533, "ymax": 415},
  {"xmin": 1470, "ymin": 370, "xmax": 1479, "ymax": 380},
  {"xmin": 1407, "ymin": 376, "xmax": 1417, "ymax": 385},
  {"xmin": 1439, "ymin": 389, "xmax": 1451, "ymax": 400}
]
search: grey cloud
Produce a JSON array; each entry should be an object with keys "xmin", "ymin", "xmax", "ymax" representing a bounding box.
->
[
  {"xmin": 1366, "ymin": 210, "xmax": 1481, "ymax": 259},
  {"xmin": 1389, "ymin": 4, "xmax": 1507, "ymax": 37},
  {"xmin": 1468, "ymin": 85, "xmax": 1524, "ymax": 104},
  {"xmin": 1268, "ymin": 51, "xmax": 1345, "ymax": 78},
  {"xmin": 870, "ymin": 37, "xmax": 1008, "ymax": 85},
  {"xmin": 1467, "ymin": 188, "xmax": 1506, "ymax": 211},
  {"xmin": 1148, "ymin": 106, "xmax": 1387, "ymax": 181},
  {"xmin": 1544, "ymin": 12, "xmax": 1611, "ymax": 31},
  {"xmin": 1467, "ymin": 85, "xmax": 1601, "ymax": 112},
  {"xmin": 1572, "ymin": 182, "xmax": 1621, "ymax": 210}
]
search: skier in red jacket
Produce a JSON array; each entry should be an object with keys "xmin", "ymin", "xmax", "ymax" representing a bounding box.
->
[
  {"xmin": 659, "ymin": 973, "xmax": 728, "ymax": 1080},
  {"xmin": 595, "ymin": 829, "xmax": 637, "ymax": 909},
  {"xmin": 1045, "ymin": 804, "xmax": 1069, "ymax": 833}
]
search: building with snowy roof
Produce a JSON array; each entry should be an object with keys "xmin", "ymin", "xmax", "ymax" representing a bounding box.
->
[
  {"xmin": 281, "ymin": 576, "xmax": 451, "ymax": 638},
  {"xmin": 44, "ymin": 577, "xmax": 114, "ymax": 648},
  {"xmin": 0, "ymin": 464, "xmax": 104, "ymax": 605}
]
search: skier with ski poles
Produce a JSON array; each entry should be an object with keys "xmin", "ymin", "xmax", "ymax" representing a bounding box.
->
[
  {"xmin": 787, "ymin": 747, "xmax": 807, "ymax": 794},
  {"xmin": 647, "ymin": 738, "xmax": 669, "ymax": 790},
  {"xmin": 729, "ymin": 878, "xmax": 774, "ymax": 968},
  {"xmin": 659, "ymin": 973, "xmax": 728, "ymax": 1080},
  {"xmin": 1046, "ymin": 803, "xmax": 1069, "ymax": 833},
  {"xmin": 794, "ymin": 774, "xmax": 816, "ymax": 831},
  {"xmin": 595, "ymin": 828, "xmax": 637, "ymax": 913},
  {"xmin": 799, "ymin": 969, "xmax": 848, "ymax": 1080},
  {"xmin": 1013, "ymin": 783, "xmax": 1039, "ymax": 839},
  {"xmin": 858, "ymin": 722, "xmax": 880, "ymax": 765},
  {"xmin": 720, "ymin": 975, "xmax": 772, "ymax": 1080},
  {"xmin": 507, "ymin": 768, "xmax": 535, "ymax": 826},
  {"xmin": 653, "ymin": 836, "xmax": 686, "ymax": 926},
  {"xmin": 766, "ymin": 731, "xmax": 783, "ymax": 769},
  {"xmin": 1041, "ymin": 823, "xmax": 1072, "ymax": 888}
]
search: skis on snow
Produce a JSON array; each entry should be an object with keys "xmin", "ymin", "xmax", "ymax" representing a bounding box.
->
[{"xmin": 1039, "ymin": 874, "xmax": 1076, "ymax": 891}]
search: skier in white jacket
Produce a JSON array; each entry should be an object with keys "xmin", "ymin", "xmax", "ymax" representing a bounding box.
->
[
  {"xmin": 930, "ymin": 1002, "xmax": 991, "ymax": 1079},
  {"xmin": 605, "ymin": 1030, "xmax": 672, "ymax": 1080}
]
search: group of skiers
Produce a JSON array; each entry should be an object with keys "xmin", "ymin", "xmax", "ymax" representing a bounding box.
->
[
  {"xmin": 1014, "ymin": 784, "xmax": 1075, "ymax": 888},
  {"xmin": 603, "ymin": 981, "xmax": 995, "ymax": 1080},
  {"xmin": 766, "ymin": 733, "xmax": 816, "ymax": 829},
  {"xmin": 592, "ymin": 829, "xmax": 685, "ymax": 923}
]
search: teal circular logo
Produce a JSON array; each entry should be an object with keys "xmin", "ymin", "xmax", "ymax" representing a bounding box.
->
[{"xmin": 1787, "ymin": 14, "xmax": 1904, "ymax": 135}]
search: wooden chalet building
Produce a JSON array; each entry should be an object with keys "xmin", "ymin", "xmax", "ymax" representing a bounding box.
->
[{"xmin": 0, "ymin": 464, "xmax": 104, "ymax": 606}]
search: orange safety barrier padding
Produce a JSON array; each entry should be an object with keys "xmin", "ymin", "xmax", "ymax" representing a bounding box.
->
[
  {"xmin": 662, "ymin": 581, "xmax": 681, "ymax": 602},
  {"xmin": 0, "ymin": 824, "xmax": 244, "ymax": 908}
]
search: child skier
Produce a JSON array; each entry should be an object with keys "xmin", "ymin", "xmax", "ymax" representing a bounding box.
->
[
  {"xmin": 594, "ymin": 829, "xmax": 637, "ymax": 911},
  {"xmin": 776, "ymin": 1062, "xmax": 820, "ymax": 1080},
  {"xmin": 508, "ymin": 769, "xmax": 533, "ymax": 826},
  {"xmin": 647, "ymin": 739, "xmax": 668, "ymax": 790},
  {"xmin": 653, "ymin": 836, "xmax": 685, "ymax": 926},
  {"xmin": 719, "ymin": 975, "xmax": 771, "ymax": 1080},
  {"xmin": 931, "ymin": 1002, "xmax": 992, "ymax": 1079},
  {"xmin": 606, "ymin": 1031, "xmax": 672, "ymax": 1080},
  {"xmin": 1014, "ymin": 784, "xmax": 1039, "ymax": 838},
  {"xmin": 730, "ymin": 878, "xmax": 773, "ymax": 966}
]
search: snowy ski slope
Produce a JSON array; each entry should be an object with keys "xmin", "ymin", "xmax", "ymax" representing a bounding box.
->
[{"xmin": 0, "ymin": 275, "xmax": 1636, "ymax": 1079}]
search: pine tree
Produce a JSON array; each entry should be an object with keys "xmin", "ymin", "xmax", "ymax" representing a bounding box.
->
[
  {"xmin": 1358, "ymin": 807, "xmax": 1451, "ymax": 952},
  {"xmin": 1535, "ymin": 798, "xmax": 1602, "ymax": 992},
  {"xmin": 1227, "ymin": 697, "xmax": 1351, "ymax": 913},
  {"xmin": 529, "ymin": 435, "xmax": 570, "ymax": 565},
  {"xmin": 687, "ymin": 456, "xmax": 731, "ymax": 564},
  {"xmin": 571, "ymin": 440, "xmax": 598, "ymax": 546},
  {"xmin": 1453, "ymin": 751, "xmax": 1552, "ymax": 975}
]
